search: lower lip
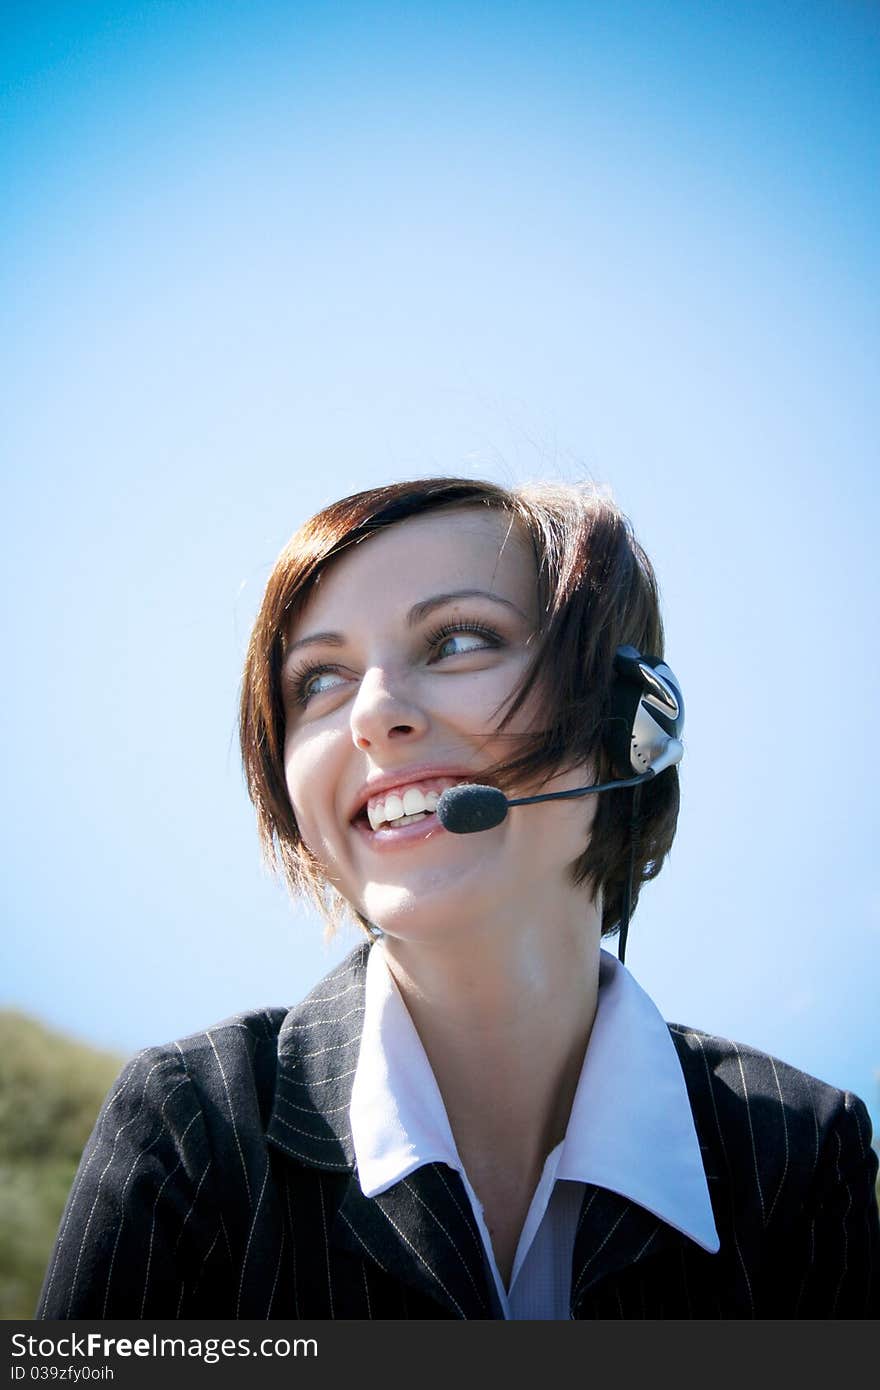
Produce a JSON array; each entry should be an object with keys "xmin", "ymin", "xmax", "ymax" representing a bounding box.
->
[{"xmin": 352, "ymin": 812, "xmax": 449, "ymax": 852}]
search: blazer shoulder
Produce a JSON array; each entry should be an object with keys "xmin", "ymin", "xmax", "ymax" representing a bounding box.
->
[
  {"xmin": 148, "ymin": 942, "xmax": 370, "ymax": 1078},
  {"xmin": 136, "ymin": 945, "xmax": 367, "ymax": 1061},
  {"xmin": 667, "ymin": 1022, "xmax": 865, "ymax": 1124},
  {"xmin": 101, "ymin": 944, "xmax": 370, "ymax": 1160},
  {"xmin": 169, "ymin": 1004, "xmax": 291, "ymax": 1069},
  {"xmin": 667, "ymin": 1022, "xmax": 876, "ymax": 1195}
]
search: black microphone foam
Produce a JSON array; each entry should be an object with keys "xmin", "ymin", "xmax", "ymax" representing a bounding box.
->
[{"xmin": 436, "ymin": 784, "xmax": 509, "ymax": 834}]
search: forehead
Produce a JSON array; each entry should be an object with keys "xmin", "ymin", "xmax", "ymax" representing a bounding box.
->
[{"xmin": 288, "ymin": 506, "xmax": 537, "ymax": 635}]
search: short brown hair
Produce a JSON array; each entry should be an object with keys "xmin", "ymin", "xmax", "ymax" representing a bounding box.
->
[{"xmin": 239, "ymin": 477, "xmax": 679, "ymax": 941}]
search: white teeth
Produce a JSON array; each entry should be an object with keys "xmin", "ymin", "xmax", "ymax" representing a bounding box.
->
[
  {"xmin": 384, "ymin": 793, "xmax": 404, "ymax": 821},
  {"xmin": 366, "ymin": 800, "xmax": 430, "ymax": 831},
  {"xmin": 362, "ymin": 777, "xmax": 466, "ymax": 830}
]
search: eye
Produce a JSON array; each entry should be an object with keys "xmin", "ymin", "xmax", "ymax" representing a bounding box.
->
[
  {"xmin": 289, "ymin": 664, "xmax": 349, "ymax": 705},
  {"xmin": 427, "ymin": 621, "xmax": 502, "ymax": 661}
]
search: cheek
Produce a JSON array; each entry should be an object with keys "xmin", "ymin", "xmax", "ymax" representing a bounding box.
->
[
  {"xmin": 485, "ymin": 666, "xmax": 549, "ymax": 741},
  {"xmin": 283, "ymin": 731, "xmax": 340, "ymax": 855},
  {"xmin": 281, "ymin": 782, "xmax": 334, "ymax": 881}
]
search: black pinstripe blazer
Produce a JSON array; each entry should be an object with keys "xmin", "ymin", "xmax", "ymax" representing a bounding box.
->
[{"xmin": 37, "ymin": 943, "xmax": 879, "ymax": 1320}]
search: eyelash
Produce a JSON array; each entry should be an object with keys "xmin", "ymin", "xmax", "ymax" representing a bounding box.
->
[
  {"xmin": 424, "ymin": 619, "xmax": 502, "ymax": 657},
  {"xmin": 287, "ymin": 620, "xmax": 503, "ymax": 706}
]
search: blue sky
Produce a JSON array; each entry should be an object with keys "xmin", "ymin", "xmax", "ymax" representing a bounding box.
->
[{"xmin": 2, "ymin": 0, "xmax": 878, "ymax": 1128}]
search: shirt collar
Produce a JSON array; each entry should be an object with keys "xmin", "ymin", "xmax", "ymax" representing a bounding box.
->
[
  {"xmin": 558, "ymin": 949, "xmax": 719, "ymax": 1251},
  {"xmin": 350, "ymin": 942, "xmax": 719, "ymax": 1254},
  {"xmin": 349, "ymin": 941, "xmax": 461, "ymax": 1193}
]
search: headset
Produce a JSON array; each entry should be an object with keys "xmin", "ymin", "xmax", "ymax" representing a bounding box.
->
[{"xmin": 436, "ymin": 645, "xmax": 685, "ymax": 964}]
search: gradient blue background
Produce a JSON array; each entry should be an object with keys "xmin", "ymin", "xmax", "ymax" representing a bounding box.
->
[{"xmin": 2, "ymin": 1, "xmax": 878, "ymax": 1128}]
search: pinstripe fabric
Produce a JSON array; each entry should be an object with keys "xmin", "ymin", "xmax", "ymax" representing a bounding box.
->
[{"xmin": 37, "ymin": 944, "xmax": 879, "ymax": 1319}]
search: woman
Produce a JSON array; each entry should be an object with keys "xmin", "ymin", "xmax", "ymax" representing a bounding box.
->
[{"xmin": 38, "ymin": 477, "xmax": 879, "ymax": 1319}]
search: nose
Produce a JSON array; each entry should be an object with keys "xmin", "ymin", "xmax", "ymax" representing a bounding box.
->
[{"xmin": 349, "ymin": 665, "xmax": 429, "ymax": 751}]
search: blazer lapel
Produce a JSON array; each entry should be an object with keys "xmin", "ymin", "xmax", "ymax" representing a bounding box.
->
[
  {"xmin": 265, "ymin": 942, "xmax": 492, "ymax": 1319},
  {"xmin": 332, "ymin": 1162, "xmax": 493, "ymax": 1319},
  {"xmin": 569, "ymin": 1185, "xmax": 687, "ymax": 1314}
]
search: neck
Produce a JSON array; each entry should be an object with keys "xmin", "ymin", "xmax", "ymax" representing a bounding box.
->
[{"xmin": 380, "ymin": 886, "xmax": 602, "ymax": 1175}]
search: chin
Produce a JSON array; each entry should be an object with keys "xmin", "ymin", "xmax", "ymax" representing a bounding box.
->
[{"xmin": 358, "ymin": 865, "xmax": 507, "ymax": 944}]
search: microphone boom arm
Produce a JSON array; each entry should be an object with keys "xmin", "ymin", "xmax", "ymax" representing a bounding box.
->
[{"xmin": 505, "ymin": 770, "xmax": 655, "ymax": 807}]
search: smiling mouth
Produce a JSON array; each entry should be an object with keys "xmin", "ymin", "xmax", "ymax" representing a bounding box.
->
[{"xmin": 353, "ymin": 776, "xmax": 471, "ymax": 832}]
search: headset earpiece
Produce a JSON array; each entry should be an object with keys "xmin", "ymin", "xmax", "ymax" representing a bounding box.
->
[
  {"xmin": 609, "ymin": 645, "xmax": 685, "ymax": 965},
  {"xmin": 609, "ymin": 644, "xmax": 685, "ymax": 779}
]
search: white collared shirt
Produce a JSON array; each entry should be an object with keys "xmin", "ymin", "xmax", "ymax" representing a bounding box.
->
[{"xmin": 349, "ymin": 943, "xmax": 720, "ymax": 1319}]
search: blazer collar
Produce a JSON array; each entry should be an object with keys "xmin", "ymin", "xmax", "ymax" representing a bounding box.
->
[
  {"xmin": 266, "ymin": 942, "xmax": 368, "ymax": 1172},
  {"xmin": 265, "ymin": 942, "xmax": 716, "ymax": 1318}
]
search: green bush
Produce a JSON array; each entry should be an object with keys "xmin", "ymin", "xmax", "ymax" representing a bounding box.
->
[{"xmin": 0, "ymin": 1011, "xmax": 124, "ymax": 1319}]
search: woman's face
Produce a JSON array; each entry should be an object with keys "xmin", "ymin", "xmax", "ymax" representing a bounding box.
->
[{"xmin": 282, "ymin": 507, "xmax": 598, "ymax": 942}]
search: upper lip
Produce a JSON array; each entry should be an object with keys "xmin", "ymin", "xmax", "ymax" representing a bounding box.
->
[{"xmin": 348, "ymin": 765, "xmax": 482, "ymax": 824}]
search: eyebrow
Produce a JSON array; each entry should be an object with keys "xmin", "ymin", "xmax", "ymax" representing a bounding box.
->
[{"xmin": 284, "ymin": 589, "xmax": 530, "ymax": 660}]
